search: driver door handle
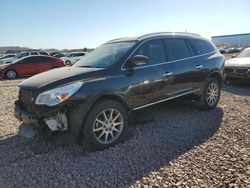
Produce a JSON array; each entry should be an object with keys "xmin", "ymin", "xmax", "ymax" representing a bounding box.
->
[
  {"xmin": 163, "ymin": 72, "xmax": 173, "ymax": 76},
  {"xmin": 196, "ymin": 65, "xmax": 203, "ymax": 69}
]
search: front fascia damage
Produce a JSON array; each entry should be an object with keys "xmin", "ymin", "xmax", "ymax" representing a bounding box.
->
[{"xmin": 16, "ymin": 98, "xmax": 89, "ymax": 139}]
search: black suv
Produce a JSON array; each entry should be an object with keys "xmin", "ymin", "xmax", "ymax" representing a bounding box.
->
[{"xmin": 14, "ymin": 32, "xmax": 225, "ymax": 150}]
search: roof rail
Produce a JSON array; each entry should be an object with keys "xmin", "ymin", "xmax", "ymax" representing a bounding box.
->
[{"xmin": 138, "ymin": 32, "xmax": 201, "ymax": 39}]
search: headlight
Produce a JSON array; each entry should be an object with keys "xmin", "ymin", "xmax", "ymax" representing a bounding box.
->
[{"xmin": 35, "ymin": 82, "xmax": 83, "ymax": 106}]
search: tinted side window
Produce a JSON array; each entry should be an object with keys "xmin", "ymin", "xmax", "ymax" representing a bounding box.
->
[
  {"xmin": 133, "ymin": 39, "xmax": 167, "ymax": 65},
  {"xmin": 38, "ymin": 56, "xmax": 51, "ymax": 61},
  {"xmin": 39, "ymin": 52, "xmax": 49, "ymax": 56},
  {"xmin": 22, "ymin": 57, "xmax": 34, "ymax": 63},
  {"xmin": 165, "ymin": 39, "xmax": 191, "ymax": 60},
  {"xmin": 19, "ymin": 53, "xmax": 29, "ymax": 58},
  {"xmin": 189, "ymin": 39, "xmax": 215, "ymax": 55},
  {"xmin": 30, "ymin": 52, "xmax": 39, "ymax": 55}
]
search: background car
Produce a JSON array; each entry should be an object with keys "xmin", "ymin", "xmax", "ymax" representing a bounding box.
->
[
  {"xmin": 224, "ymin": 47, "xmax": 250, "ymax": 83},
  {"xmin": 0, "ymin": 51, "xmax": 50, "ymax": 65},
  {"xmin": 53, "ymin": 52, "xmax": 67, "ymax": 58},
  {"xmin": 0, "ymin": 54, "xmax": 18, "ymax": 65},
  {"xmin": 0, "ymin": 55, "xmax": 65, "ymax": 79},
  {"xmin": 0, "ymin": 54, "xmax": 17, "ymax": 60},
  {"xmin": 61, "ymin": 52, "xmax": 86, "ymax": 65},
  {"xmin": 17, "ymin": 51, "xmax": 50, "ymax": 58}
]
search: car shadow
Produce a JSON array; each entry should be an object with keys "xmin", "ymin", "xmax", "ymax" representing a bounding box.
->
[
  {"xmin": 223, "ymin": 83, "xmax": 250, "ymax": 96},
  {"xmin": 0, "ymin": 99, "xmax": 223, "ymax": 187}
]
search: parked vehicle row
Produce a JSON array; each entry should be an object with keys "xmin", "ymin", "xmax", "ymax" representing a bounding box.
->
[
  {"xmin": 61, "ymin": 52, "xmax": 86, "ymax": 65},
  {"xmin": 0, "ymin": 51, "xmax": 86, "ymax": 66},
  {"xmin": 0, "ymin": 55, "xmax": 65, "ymax": 79},
  {"xmin": 224, "ymin": 47, "xmax": 250, "ymax": 83},
  {"xmin": 219, "ymin": 46, "xmax": 245, "ymax": 54},
  {"xmin": 0, "ymin": 51, "xmax": 50, "ymax": 65},
  {"xmin": 14, "ymin": 32, "xmax": 225, "ymax": 150}
]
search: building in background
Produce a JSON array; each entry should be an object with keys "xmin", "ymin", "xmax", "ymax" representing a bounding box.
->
[{"xmin": 211, "ymin": 33, "xmax": 250, "ymax": 47}]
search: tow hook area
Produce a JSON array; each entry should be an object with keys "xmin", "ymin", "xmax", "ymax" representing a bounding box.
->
[{"xmin": 44, "ymin": 111, "xmax": 68, "ymax": 131}]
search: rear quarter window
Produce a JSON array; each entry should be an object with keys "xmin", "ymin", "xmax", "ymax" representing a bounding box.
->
[
  {"xmin": 165, "ymin": 38, "xmax": 191, "ymax": 60},
  {"xmin": 189, "ymin": 39, "xmax": 215, "ymax": 55}
]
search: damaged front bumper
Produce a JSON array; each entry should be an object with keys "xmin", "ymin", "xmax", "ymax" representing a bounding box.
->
[{"xmin": 14, "ymin": 102, "xmax": 68, "ymax": 131}]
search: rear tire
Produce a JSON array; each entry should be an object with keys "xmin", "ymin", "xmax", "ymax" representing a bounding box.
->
[
  {"xmin": 82, "ymin": 100, "xmax": 129, "ymax": 150},
  {"xmin": 6, "ymin": 70, "xmax": 17, "ymax": 79},
  {"xmin": 197, "ymin": 78, "xmax": 221, "ymax": 110}
]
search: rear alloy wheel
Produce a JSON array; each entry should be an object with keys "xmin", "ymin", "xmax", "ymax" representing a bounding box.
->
[
  {"xmin": 206, "ymin": 82, "xmax": 219, "ymax": 106},
  {"xmin": 198, "ymin": 78, "xmax": 221, "ymax": 110},
  {"xmin": 83, "ymin": 100, "xmax": 128, "ymax": 150},
  {"xmin": 6, "ymin": 70, "xmax": 17, "ymax": 79}
]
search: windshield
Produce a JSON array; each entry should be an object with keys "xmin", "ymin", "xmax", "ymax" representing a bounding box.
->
[
  {"xmin": 74, "ymin": 42, "xmax": 135, "ymax": 68},
  {"xmin": 237, "ymin": 48, "xmax": 250, "ymax": 58}
]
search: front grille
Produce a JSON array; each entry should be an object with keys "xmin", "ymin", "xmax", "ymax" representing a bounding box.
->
[
  {"xmin": 235, "ymin": 68, "xmax": 248, "ymax": 74},
  {"xmin": 19, "ymin": 89, "xmax": 37, "ymax": 113}
]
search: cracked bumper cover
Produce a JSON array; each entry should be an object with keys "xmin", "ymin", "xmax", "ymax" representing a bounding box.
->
[
  {"xmin": 14, "ymin": 102, "xmax": 68, "ymax": 131},
  {"xmin": 14, "ymin": 101, "xmax": 88, "ymax": 138}
]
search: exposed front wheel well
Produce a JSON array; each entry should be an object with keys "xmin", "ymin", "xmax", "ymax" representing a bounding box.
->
[
  {"xmin": 207, "ymin": 72, "xmax": 223, "ymax": 86},
  {"xmin": 91, "ymin": 95, "xmax": 130, "ymax": 112}
]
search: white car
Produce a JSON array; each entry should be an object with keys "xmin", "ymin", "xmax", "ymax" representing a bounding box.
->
[
  {"xmin": 61, "ymin": 52, "xmax": 86, "ymax": 65},
  {"xmin": 0, "ymin": 54, "xmax": 18, "ymax": 65},
  {"xmin": 0, "ymin": 54, "xmax": 17, "ymax": 60}
]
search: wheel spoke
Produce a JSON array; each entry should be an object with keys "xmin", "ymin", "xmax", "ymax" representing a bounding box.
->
[
  {"xmin": 98, "ymin": 130, "xmax": 105, "ymax": 139},
  {"xmin": 93, "ymin": 127, "xmax": 104, "ymax": 132},
  {"xmin": 104, "ymin": 132, "xmax": 109, "ymax": 143},
  {"xmin": 112, "ymin": 114, "xmax": 120, "ymax": 123},
  {"xmin": 96, "ymin": 119, "xmax": 106, "ymax": 126},
  {"xmin": 112, "ymin": 127, "xmax": 120, "ymax": 132},
  {"xmin": 109, "ymin": 109, "xmax": 114, "ymax": 121},
  {"xmin": 110, "ymin": 131, "xmax": 114, "ymax": 139},
  {"xmin": 102, "ymin": 111, "xmax": 108, "ymax": 121},
  {"xmin": 113, "ymin": 122, "xmax": 122, "ymax": 127}
]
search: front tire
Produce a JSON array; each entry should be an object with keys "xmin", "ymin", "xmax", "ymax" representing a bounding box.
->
[
  {"xmin": 198, "ymin": 78, "xmax": 221, "ymax": 110},
  {"xmin": 6, "ymin": 70, "xmax": 17, "ymax": 79},
  {"xmin": 83, "ymin": 100, "xmax": 129, "ymax": 150}
]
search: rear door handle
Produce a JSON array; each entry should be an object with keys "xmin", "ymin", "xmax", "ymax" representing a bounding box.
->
[
  {"xmin": 196, "ymin": 65, "xmax": 203, "ymax": 69},
  {"xmin": 163, "ymin": 72, "xmax": 173, "ymax": 76}
]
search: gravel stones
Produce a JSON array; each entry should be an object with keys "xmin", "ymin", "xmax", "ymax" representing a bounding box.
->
[{"xmin": 0, "ymin": 79, "xmax": 249, "ymax": 187}]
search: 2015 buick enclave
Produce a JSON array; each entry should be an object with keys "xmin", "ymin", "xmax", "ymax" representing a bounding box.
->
[{"xmin": 14, "ymin": 32, "xmax": 225, "ymax": 150}]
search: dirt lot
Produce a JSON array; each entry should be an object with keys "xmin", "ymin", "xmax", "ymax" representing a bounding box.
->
[{"xmin": 0, "ymin": 79, "xmax": 249, "ymax": 187}]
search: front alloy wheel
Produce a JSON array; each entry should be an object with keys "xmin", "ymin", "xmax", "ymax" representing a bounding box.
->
[
  {"xmin": 83, "ymin": 100, "xmax": 128, "ymax": 150},
  {"xmin": 6, "ymin": 70, "xmax": 17, "ymax": 79},
  {"xmin": 93, "ymin": 109, "xmax": 123, "ymax": 144}
]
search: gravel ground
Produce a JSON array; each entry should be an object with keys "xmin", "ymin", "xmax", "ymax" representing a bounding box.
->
[{"xmin": 0, "ymin": 79, "xmax": 249, "ymax": 187}]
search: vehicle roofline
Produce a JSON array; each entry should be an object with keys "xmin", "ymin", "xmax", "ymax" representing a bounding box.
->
[{"xmin": 106, "ymin": 32, "xmax": 205, "ymax": 44}]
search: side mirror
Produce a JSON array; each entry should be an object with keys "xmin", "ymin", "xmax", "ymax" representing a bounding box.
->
[
  {"xmin": 125, "ymin": 55, "xmax": 149, "ymax": 76},
  {"xmin": 231, "ymin": 55, "xmax": 237, "ymax": 58},
  {"xmin": 130, "ymin": 55, "xmax": 149, "ymax": 66}
]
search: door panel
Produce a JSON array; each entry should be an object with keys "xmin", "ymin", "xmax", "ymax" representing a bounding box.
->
[
  {"xmin": 164, "ymin": 38, "xmax": 203, "ymax": 94},
  {"xmin": 126, "ymin": 39, "xmax": 175, "ymax": 108}
]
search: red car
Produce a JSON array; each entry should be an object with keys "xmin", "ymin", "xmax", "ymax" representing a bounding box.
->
[{"xmin": 0, "ymin": 55, "xmax": 65, "ymax": 79}]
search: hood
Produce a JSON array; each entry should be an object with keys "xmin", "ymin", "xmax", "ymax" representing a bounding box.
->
[
  {"xmin": 19, "ymin": 66, "xmax": 106, "ymax": 92},
  {"xmin": 225, "ymin": 57, "xmax": 250, "ymax": 68}
]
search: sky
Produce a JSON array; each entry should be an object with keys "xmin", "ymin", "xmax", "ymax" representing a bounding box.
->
[{"xmin": 0, "ymin": 0, "xmax": 249, "ymax": 50}]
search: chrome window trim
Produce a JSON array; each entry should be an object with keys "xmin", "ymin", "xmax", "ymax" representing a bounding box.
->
[
  {"xmin": 133, "ymin": 89, "xmax": 200, "ymax": 110},
  {"xmin": 121, "ymin": 37, "xmax": 216, "ymax": 70}
]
